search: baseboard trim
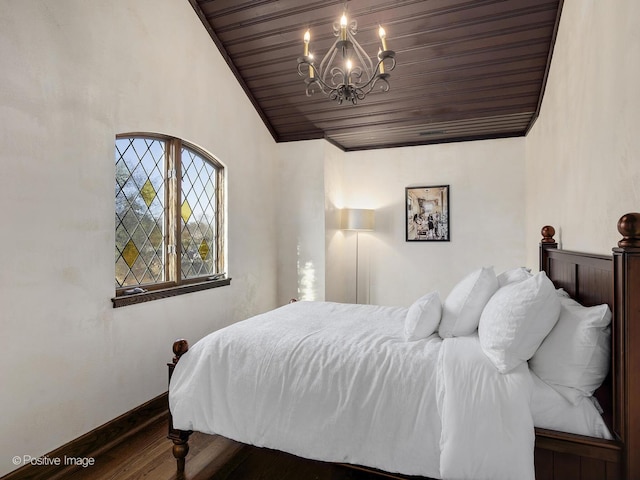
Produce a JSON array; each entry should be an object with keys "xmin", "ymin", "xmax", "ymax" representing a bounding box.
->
[{"xmin": 1, "ymin": 392, "xmax": 169, "ymax": 480}]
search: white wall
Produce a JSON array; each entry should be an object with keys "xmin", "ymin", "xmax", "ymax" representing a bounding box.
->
[
  {"xmin": 0, "ymin": 1, "xmax": 278, "ymax": 476},
  {"xmin": 324, "ymin": 141, "xmax": 348, "ymax": 304},
  {"xmin": 275, "ymin": 140, "xmax": 326, "ymax": 305},
  {"xmin": 276, "ymin": 137, "xmax": 527, "ymax": 308},
  {"xmin": 525, "ymin": 0, "xmax": 640, "ymax": 265},
  {"xmin": 337, "ymin": 138, "xmax": 527, "ymax": 307}
]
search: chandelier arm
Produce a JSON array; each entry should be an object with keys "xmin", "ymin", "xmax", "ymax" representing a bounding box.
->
[
  {"xmin": 306, "ymin": 71, "xmax": 343, "ymax": 97},
  {"xmin": 298, "ymin": 58, "xmax": 333, "ymax": 96},
  {"xmin": 355, "ymin": 65, "xmax": 391, "ymax": 95},
  {"xmin": 379, "ymin": 53, "xmax": 396, "ymax": 73},
  {"xmin": 348, "ymin": 32, "xmax": 375, "ymax": 81},
  {"xmin": 348, "ymin": 19, "xmax": 358, "ymax": 36},
  {"xmin": 358, "ymin": 79, "xmax": 377, "ymax": 96},
  {"xmin": 373, "ymin": 76, "xmax": 391, "ymax": 93},
  {"xmin": 319, "ymin": 39, "xmax": 341, "ymax": 83},
  {"xmin": 350, "ymin": 66, "xmax": 364, "ymax": 83},
  {"xmin": 332, "ymin": 20, "xmax": 340, "ymax": 37},
  {"xmin": 306, "ymin": 80, "xmax": 331, "ymax": 97},
  {"xmin": 304, "ymin": 83, "xmax": 316, "ymax": 97},
  {"xmin": 330, "ymin": 66, "xmax": 347, "ymax": 87},
  {"xmin": 297, "ymin": 62, "xmax": 310, "ymax": 77},
  {"xmin": 325, "ymin": 50, "xmax": 342, "ymax": 86}
]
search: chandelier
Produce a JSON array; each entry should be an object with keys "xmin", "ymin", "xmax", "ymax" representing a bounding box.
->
[{"xmin": 297, "ymin": 11, "xmax": 396, "ymax": 105}]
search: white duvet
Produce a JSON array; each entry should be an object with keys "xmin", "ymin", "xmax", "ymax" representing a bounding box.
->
[{"xmin": 169, "ymin": 301, "xmax": 534, "ymax": 479}]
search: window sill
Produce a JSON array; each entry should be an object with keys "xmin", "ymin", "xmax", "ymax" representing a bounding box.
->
[{"xmin": 111, "ymin": 278, "xmax": 231, "ymax": 308}]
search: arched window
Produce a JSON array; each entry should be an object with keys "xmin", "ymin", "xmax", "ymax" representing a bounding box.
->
[{"xmin": 113, "ymin": 134, "xmax": 227, "ymax": 306}]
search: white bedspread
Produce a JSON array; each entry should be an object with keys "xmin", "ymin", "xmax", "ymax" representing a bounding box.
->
[
  {"xmin": 169, "ymin": 301, "xmax": 534, "ymax": 479},
  {"xmin": 437, "ymin": 334, "xmax": 534, "ymax": 480}
]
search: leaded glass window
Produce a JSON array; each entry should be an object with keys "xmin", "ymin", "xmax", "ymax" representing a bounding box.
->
[
  {"xmin": 181, "ymin": 147, "xmax": 218, "ymax": 279},
  {"xmin": 115, "ymin": 138, "xmax": 166, "ymax": 287},
  {"xmin": 115, "ymin": 134, "xmax": 224, "ymax": 293}
]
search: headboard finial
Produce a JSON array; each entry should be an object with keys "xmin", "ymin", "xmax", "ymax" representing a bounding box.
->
[
  {"xmin": 541, "ymin": 225, "xmax": 556, "ymax": 243},
  {"xmin": 172, "ymin": 339, "xmax": 189, "ymax": 364},
  {"xmin": 618, "ymin": 213, "xmax": 640, "ymax": 248}
]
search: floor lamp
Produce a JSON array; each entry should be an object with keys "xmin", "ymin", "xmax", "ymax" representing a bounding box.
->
[{"xmin": 340, "ymin": 208, "xmax": 375, "ymax": 304}]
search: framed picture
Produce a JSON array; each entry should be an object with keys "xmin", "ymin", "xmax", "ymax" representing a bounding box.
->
[{"xmin": 406, "ymin": 185, "xmax": 450, "ymax": 242}]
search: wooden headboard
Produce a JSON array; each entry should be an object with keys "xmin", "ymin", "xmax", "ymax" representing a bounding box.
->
[{"xmin": 537, "ymin": 214, "xmax": 640, "ymax": 479}]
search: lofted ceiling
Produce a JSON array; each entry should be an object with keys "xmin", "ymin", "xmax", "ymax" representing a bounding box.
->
[{"xmin": 187, "ymin": 0, "xmax": 563, "ymax": 151}]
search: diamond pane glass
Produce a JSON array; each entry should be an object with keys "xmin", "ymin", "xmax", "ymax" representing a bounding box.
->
[
  {"xmin": 140, "ymin": 179, "xmax": 157, "ymax": 207},
  {"xmin": 198, "ymin": 240, "xmax": 210, "ymax": 261},
  {"xmin": 115, "ymin": 137, "xmax": 166, "ymax": 288},
  {"xmin": 149, "ymin": 224, "xmax": 163, "ymax": 249},
  {"xmin": 121, "ymin": 240, "xmax": 140, "ymax": 268},
  {"xmin": 181, "ymin": 199, "xmax": 192, "ymax": 224},
  {"xmin": 181, "ymin": 147, "xmax": 217, "ymax": 279}
]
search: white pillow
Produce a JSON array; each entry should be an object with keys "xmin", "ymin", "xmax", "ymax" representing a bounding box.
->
[
  {"xmin": 478, "ymin": 271, "xmax": 561, "ymax": 373},
  {"xmin": 497, "ymin": 267, "xmax": 532, "ymax": 288},
  {"xmin": 530, "ymin": 371, "xmax": 613, "ymax": 439},
  {"xmin": 404, "ymin": 291, "xmax": 442, "ymax": 341},
  {"xmin": 438, "ymin": 267, "xmax": 499, "ymax": 338},
  {"xmin": 529, "ymin": 296, "xmax": 611, "ymax": 404}
]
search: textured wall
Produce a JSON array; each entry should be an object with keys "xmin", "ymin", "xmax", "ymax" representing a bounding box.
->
[
  {"xmin": 275, "ymin": 140, "xmax": 327, "ymax": 305},
  {"xmin": 0, "ymin": 1, "xmax": 278, "ymax": 475},
  {"xmin": 525, "ymin": 0, "xmax": 640, "ymax": 263},
  {"xmin": 337, "ymin": 138, "xmax": 527, "ymax": 307}
]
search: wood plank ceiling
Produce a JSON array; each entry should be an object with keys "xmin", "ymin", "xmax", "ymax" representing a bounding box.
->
[{"xmin": 188, "ymin": 0, "xmax": 563, "ymax": 151}]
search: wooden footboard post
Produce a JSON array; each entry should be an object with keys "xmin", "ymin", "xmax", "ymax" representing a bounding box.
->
[
  {"xmin": 539, "ymin": 225, "xmax": 557, "ymax": 272},
  {"xmin": 613, "ymin": 213, "xmax": 640, "ymax": 480},
  {"xmin": 168, "ymin": 339, "xmax": 192, "ymax": 474}
]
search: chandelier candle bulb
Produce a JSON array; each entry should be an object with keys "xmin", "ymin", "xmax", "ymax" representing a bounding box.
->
[
  {"xmin": 309, "ymin": 54, "xmax": 314, "ymax": 78},
  {"xmin": 378, "ymin": 49, "xmax": 385, "ymax": 74},
  {"xmin": 379, "ymin": 26, "xmax": 387, "ymax": 51},
  {"xmin": 340, "ymin": 14, "xmax": 348, "ymax": 41},
  {"xmin": 303, "ymin": 30, "xmax": 310, "ymax": 56}
]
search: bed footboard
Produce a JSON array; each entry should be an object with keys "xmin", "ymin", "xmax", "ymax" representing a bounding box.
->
[
  {"xmin": 534, "ymin": 428, "xmax": 622, "ymax": 479},
  {"xmin": 167, "ymin": 339, "xmax": 192, "ymax": 474}
]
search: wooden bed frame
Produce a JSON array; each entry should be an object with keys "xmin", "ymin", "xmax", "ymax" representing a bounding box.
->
[{"xmin": 168, "ymin": 213, "xmax": 640, "ymax": 480}]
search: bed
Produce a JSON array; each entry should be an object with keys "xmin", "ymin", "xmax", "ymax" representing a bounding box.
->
[{"xmin": 167, "ymin": 213, "xmax": 640, "ymax": 480}]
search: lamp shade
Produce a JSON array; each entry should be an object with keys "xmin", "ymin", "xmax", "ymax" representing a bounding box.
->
[{"xmin": 341, "ymin": 209, "xmax": 375, "ymax": 231}]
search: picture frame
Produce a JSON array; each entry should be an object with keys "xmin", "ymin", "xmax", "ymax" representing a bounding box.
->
[{"xmin": 405, "ymin": 185, "xmax": 450, "ymax": 242}]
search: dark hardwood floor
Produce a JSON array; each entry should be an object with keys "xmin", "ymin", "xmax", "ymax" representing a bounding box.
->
[{"xmin": 61, "ymin": 415, "xmax": 417, "ymax": 480}]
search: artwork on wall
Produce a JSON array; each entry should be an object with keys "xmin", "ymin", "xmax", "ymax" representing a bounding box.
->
[{"xmin": 405, "ymin": 185, "xmax": 450, "ymax": 242}]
